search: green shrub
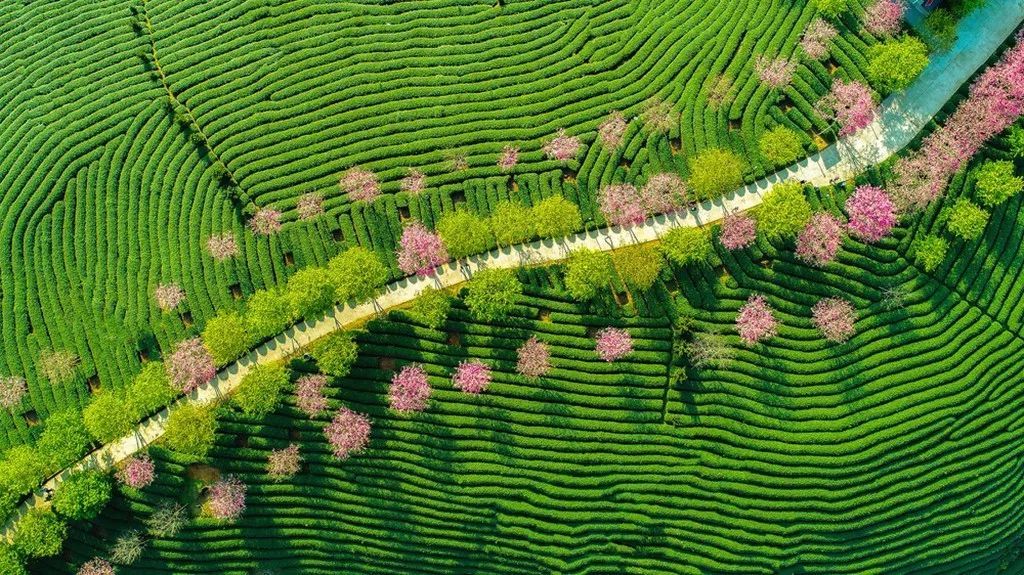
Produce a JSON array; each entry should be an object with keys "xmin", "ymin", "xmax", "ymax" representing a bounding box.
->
[
  {"xmin": 12, "ymin": 509, "xmax": 66, "ymax": 558},
  {"xmin": 564, "ymin": 249, "xmax": 613, "ymax": 301},
  {"xmin": 0, "ymin": 446, "xmax": 46, "ymax": 513},
  {"xmin": 36, "ymin": 409, "xmax": 91, "ymax": 470},
  {"xmin": 202, "ymin": 310, "xmax": 250, "ymax": 366},
  {"xmin": 233, "ymin": 363, "xmax": 290, "ymax": 418},
  {"xmin": 612, "ymin": 245, "xmax": 663, "ymax": 292},
  {"xmin": 815, "ymin": 0, "xmax": 848, "ymax": 19},
  {"xmin": 244, "ymin": 289, "xmax": 294, "ymax": 342},
  {"xmin": 867, "ymin": 36, "xmax": 929, "ymax": 93},
  {"xmin": 129, "ymin": 361, "xmax": 177, "ymax": 417},
  {"xmin": 464, "ymin": 269, "xmax": 522, "ymax": 321},
  {"xmin": 759, "ymin": 126, "xmax": 803, "ymax": 166},
  {"xmin": 84, "ymin": 390, "xmax": 135, "ymax": 444},
  {"xmin": 52, "ymin": 470, "xmax": 111, "ymax": 521},
  {"xmin": 758, "ymin": 182, "xmax": 812, "ymax": 239},
  {"xmin": 688, "ymin": 148, "xmax": 746, "ymax": 200},
  {"xmin": 913, "ymin": 234, "xmax": 949, "ymax": 272},
  {"xmin": 924, "ymin": 9, "xmax": 957, "ymax": 51},
  {"xmin": 308, "ymin": 332, "xmax": 359, "ymax": 378},
  {"xmin": 407, "ymin": 288, "xmax": 452, "ymax": 329},
  {"xmin": 945, "ymin": 198, "xmax": 989, "ymax": 240},
  {"xmin": 491, "ymin": 201, "xmax": 535, "ymax": 245},
  {"xmin": 1007, "ymin": 125, "xmax": 1024, "ymax": 158},
  {"xmin": 286, "ymin": 267, "xmax": 336, "ymax": 319},
  {"xmin": 0, "ymin": 544, "xmax": 25, "ymax": 575},
  {"xmin": 328, "ymin": 247, "xmax": 389, "ymax": 303},
  {"xmin": 533, "ymin": 196, "xmax": 582, "ymax": 239},
  {"xmin": 163, "ymin": 403, "xmax": 218, "ymax": 459},
  {"xmin": 437, "ymin": 209, "xmax": 494, "ymax": 259},
  {"xmin": 974, "ymin": 161, "xmax": 1023, "ymax": 207},
  {"xmin": 660, "ymin": 227, "xmax": 713, "ymax": 267}
]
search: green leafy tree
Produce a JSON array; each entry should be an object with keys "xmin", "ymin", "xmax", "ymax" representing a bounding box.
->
[
  {"xmin": 407, "ymin": 287, "xmax": 452, "ymax": 329},
  {"xmin": 128, "ymin": 361, "xmax": 177, "ymax": 417},
  {"xmin": 564, "ymin": 249, "xmax": 613, "ymax": 301},
  {"xmin": 163, "ymin": 403, "xmax": 218, "ymax": 459},
  {"xmin": 308, "ymin": 332, "xmax": 359, "ymax": 378},
  {"xmin": 1006, "ymin": 125, "xmax": 1024, "ymax": 158},
  {"xmin": 612, "ymin": 245, "xmax": 664, "ymax": 292},
  {"xmin": 244, "ymin": 289, "xmax": 294, "ymax": 342},
  {"xmin": 84, "ymin": 390, "xmax": 135, "ymax": 443},
  {"xmin": 815, "ymin": 0, "xmax": 848, "ymax": 19},
  {"xmin": 923, "ymin": 9, "xmax": 957, "ymax": 51},
  {"xmin": 464, "ymin": 269, "xmax": 523, "ymax": 321},
  {"xmin": 328, "ymin": 247, "xmax": 389, "ymax": 303},
  {"xmin": 437, "ymin": 209, "xmax": 494, "ymax": 259},
  {"xmin": 945, "ymin": 198, "xmax": 989, "ymax": 240},
  {"xmin": 533, "ymin": 196, "xmax": 582, "ymax": 239},
  {"xmin": 12, "ymin": 509, "xmax": 66, "ymax": 558},
  {"xmin": 233, "ymin": 363, "xmax": 290, "ymax": 418},
  {"xmin": 660, "ymin": 227, "xmax": 714, "ymax": 267},
  {"xmin": 758, "ymin": 182, "xmax": 812, "ymax": 239},
  {"xmin": 913, "ymin": 234, "xmax": 949, "ymax": 272},
  {"xmin": 202, "ymin": 310, "xmax": 250, "ymax": 366},
  {"xmin": 491, "ymin": 201, "xmax": 536, "ymax": 245},
  {"xmin": 36, "ymin": 409, "xmax": 91, "ymax": 470},
  {"xmin": 0, "ymin": 446, "xmax": 47, "ymax": 517},
  {"xmin": 52, "ymin": 470, "xmax": 111, "ymax": 520},
  {"xmin": 759, "ymin": 126, "xmax": 804, "ymax": 166},
  {"xmin": 867, "ymin": 36, "xmax": 929, "ymax": 93},
  {"xmin": 688, "ymin": 148, "xmax": 746, "ymax": 200},
  {"xmin": 0, "ymin": 544, "xmax": 25, "ymax": 575},
  {"xmin": 286, "ymin": 267, "xmax": 336, "ymax": 319},
  {"xmin": 974, "ymin": 160, "xmax": 1023, "ymax": 207}
]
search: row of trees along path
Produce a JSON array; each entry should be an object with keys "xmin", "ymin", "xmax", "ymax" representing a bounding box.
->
[{"xmin": 4, "ymin": 0, "xmax": 1024, "ymax": 541}]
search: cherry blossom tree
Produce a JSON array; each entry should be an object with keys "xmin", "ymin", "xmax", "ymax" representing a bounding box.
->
[
  {"xmin": 543, "ymin": 129, "xmax": 581, "ymax": 162},
  {"xmin": 498, "ymin": 146, "xmax": 520, "ymax": 172},
  {"xmin": 397, "ymin": 222, "xmax": 449, "ymax": 276},
  {"xmin": 324, "ymin": 407, "xmax": 372, "ymax": 459},
  {"xmin": 207, "ymin": 476, "xmax": 246, "ymax": 521},
  {"xmin": 401, "ymin": 169, "xmax": 426, "ymax": 195},
  {"xmin": 845, "ymin": 185, "xmax": 896, "ymax": 242},
  {"xmin": 755, "ymin": 55, "xmax": 798, "ymax": 90},
  {"xmin": 267, "ymin": 444, "xmax": 302, "ymax": 481},
  {"xmin": 598, "ymin": 111, "xmax": 628, "ymax": 150},
  {"xmin": 249, "ymin": 208, "xmax": 282, "ymax": 236},
  {"xmin": 641, "ymin": 98, "xmax": 677, "ymax": 134},
  {"xmin": 640, "ymin": 173, "xmax": 687, "ymax": 214},
  {"xmin": 736, "ymin": 294, "xmax": 778, "ymax": 345},
  {"xmin": 296, "ymin": 193, "xmax": 324, "ymax": 220},
  {"xmin": 801, "ymin": 18, "xmax": 838, "ymax": 60},
  {"xmin": 719, "ymin": 212, "xmax": 757, "ymax": 250},
  {"xmin": 117, "ymin": 455, "xmax": 155, "ymax": 490},
  {"xmin": 796, "ymin": 212, "xmax": 845, "ymax": 267},
  {"xmin": 816, "ymin": 79, "xmax": 876, "ymax": 136},
  {"xmin": 339, "ymin": 168, "xmax": 380, "ymax": 203},
  {"xmin": 812, "ymin": 297, "xmax": 857, "ymax": 342},
  {"xmin": 864, "ymin": 0, "xmax": 905, "ymax": 36},
  {"xmin": 295, "ymin": 374, "xmax": 329, "ymax": 417},
  {"xmin": 0, "ymin": 376, "xmax": 27, "ymax": 409},
  {"xmin": 451, "ymin": 360, "xmax": 491, "ymax": 394},
  {"xmin": 598, "ymin": 184, "xmax": 647, "ymax": 227},
  {"xmin": 516, "ymin": 336, "xmax": 551, "ymax": 379},
  {"xmin": 165, "ymin": 337, "xmax": 216, "ymax": 393},
  {"xmin": 206, "ymin": 232, "xmax": 239, "ymax": 261},
  {"xmin": 153, "ymin": 283, "xmax": 185, "ymax": 312},
  {"xmin": 78, "ymin": 558, "xmax": 115, "ymax": 575},
  {"xmin": 595, "ymin": 328, "xmax": 633, "ymax": 362},
  {"xmin": 389, "ymin": 364, "xmax": 431, "ymax": 413}
]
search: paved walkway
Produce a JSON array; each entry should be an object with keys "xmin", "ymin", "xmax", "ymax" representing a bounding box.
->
[{"xmin": 3, "ymin": 0, "xmax": 1023, "ymax": 541}]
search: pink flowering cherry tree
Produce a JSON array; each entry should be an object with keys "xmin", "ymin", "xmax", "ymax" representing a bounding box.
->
[
  {"xmin": 165, "ymin": 337, "xmax": 216, "ymax": 393},
  {"xmin": 498, "ymin": 146, "xmax": 520, "ymax": 172},
  {"xmin": 755, "ymin": 55, "xmax": 798, "ymax": 90},
  {"xmin": 296, "ymin": 192, "xmax": 324, "ymax": 220},
  {"xmin": 389, "ymin": 364, "xmax": 431, "ymax": 413},
  {"xmin": 796, "ymin": 212, "xmax": 845, "ymax": 267},
  {"xmin": 401, "ymin": 169, "xmax": 426, "ymax": 195},
  {"xmin": 206, "ymin": 232, "xmax": 239, "ymax": 261},
  {"xmin": 598, "ymin": 112, "xmax": 628, "ymax": 150},
  {"xmin": 811, "ymin": 297, "xmax": 857, "ymax": 343},
  {"xmin": 595, "ymin": 328, "xmax": 633, "ymax": 362},
  {"xmin": 640, "ymin": 173, "xmax": 687, "ymax": 214},
  {"xmin": 816, "ymin": 79, "xmax": 876, "ymax": 136},
  {"xmin": 452, "ymin": 360, "xmax": 491, "ymax": 394},
  {"xmin": 267, "ymin": 444, "xmax": 302, "ymax": 481},
  {"xmin": 77, "ymin": 558, "xmax": 115, "ymax": 575},
  {"xmin": 801, "ymin": 18, "xmax": 838, "ymax": 60},
  {"xmin": 207, "ymin": 476, "xmax": 246, "ymax": 521},
  {"xmin": 598, "ymin": 184, "xmax": 647, "ymax": 227},
  {"xmin": 295, "ymin": 374, "xmax": 329, "ymax": 417},
  {"xmin": 117, "ymin": 455, "xmax": 156, "ymax": 490},
  {"xmin": 324, "ymin": 407, "xmax": 372, "ymax": 459},
  {"xmin": 397, "ymin": 222, "xmax": 449, "ymax": 276},
  {"xmin": 153, "ymin": 282, "xmax": 186, "ymax": 312},
  {"xmin": 542, "ymin": 129, "xmax": 581, "ymax": 162},
  {"xmin": 736, "ymin": 294, "xmax": 779, "ymax": 345},
  {"xmin": 339, "ymin": 168, "xmax": 380, "ymax": 203},
  {"xmin": 719, "ymin": 212, "xmax": 757, "ymax": 250},
  {"xmin": 864, "ymin": 0, "xmax": 905, "ymax": 36},
  {"xmin": 249, "ymin": 208, "xmax": 282, "ymax": 236},
  {"xmin": 516, "ymin": 336, "xmax": 551, "ymax": 380},
  {"xmin": 845, "ymin": 185, "xmax": 896, "ymax": 242},
  {"xmin": 0, "ymin": 376, "xmax": 27, "ymax": 410}
]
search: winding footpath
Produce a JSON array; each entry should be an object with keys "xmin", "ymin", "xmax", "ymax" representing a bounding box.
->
[{"xmin": 4, "ymin": 0, "xmax": 1024, "ymax": 541}]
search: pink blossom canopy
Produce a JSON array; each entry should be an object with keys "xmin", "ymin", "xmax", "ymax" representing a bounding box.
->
[
  {"xmin": 542, "ymin": 129, "xmax": 581, "ymax": 162},
  {"xmin": 516, "ymin": 336, "xmax": 551, "ymax": 379},
  {"xmin": 736, "ymin": 294, "xmax": 778, "ymax": 345},
  {"xmin": 595, "ymin": 327, "xmax": 633, "ymax": 362},
  {"xmin": 206, "ymin": 232, "xmax": 239, "ymax": 261},
  {"xmin": 755, "ymin": 55, "xmax": 797, "ymax": 90},
  {"xmin": 498, "ymin": 146, "xmax": 520, "ymax": 172},
  {"xmin": 864, "ymin": 0, "xmax": 905, "ymax": 36},
  {"xmin": 845, "ymin": 185, "xmax": 896, "ymax": 242},
  {"xmin": 401, "ymin": 170, "xmax": 426, "ymax": 195},
  {"xmin": 801, "ymin": 18, "xmax": 837, "ymax": 60},
  {"xmin": 811, "ymin": 297, "xmax": 857, "ymax": 343},
  {"xmin": 452, "ymin": 360, "xmax": 491, "ymax": 394},
  {"xmin": 0, "ymin": 376, "xmax": 27, "ymax": 409},
  {"xmin": 166, "ymin": 337, "xmax": 216, "ymax": 393},
  {"xmin": 117, "ymin": 455, "xmax": 156, "ymax": 490},
  {"xmin": 598, "ymin": 184, "xmax": 647, "ymax": 227},
  {"xmin": 207, "ymin": 476, "xmax": 246, "ymax": 521},
  {"xmin": 339, "ymin": 168, "xmax": 380, "ymax": 203},
  {"xmin": 389, "ymin": 364, "xmax": 431, "ymax": 413},
  {"xmin": 719, "ymin": 212, "xmax": 757, "ymax": 250},
  {"xmin": 598, "ymin": 112, "xmax": 628, "ymax": 149},
  {"xmin": 296, "ymin": 193, "xmax": 325, "ymax": 220},
  {"xmin": 295, "ymin": 374, "xmax": 329, "ymax": 417},
  {"xmin": 249, "ymin": 208, "xmax": 282, "ymax": 236},
  {"xmin": 324, "ymin": 407, "xmax": 372, "ymax": 459},
  {"xmin": 77, "ymin": 558, "xmax": 115, "ymax": 575},
  {"xmin": 796, "ymin": 212, "xmax": 845, "ymax": 267},
  {"xmin": 267, "ymin": 444, "xmax": 302, "ymax": 480},
  {"xmin": 640, "ymin": 173, "xmax": 687, "ymax": 214},
  {"xmin": 397, "ymin": 222, "xmax": 449, "ymax": 276},
  {"xmin": 817, "ymin": 80, "xmax": 876, "ymax": 136},
  {"xmin": 153, "ymin": 282, "xmax": 186, "ymax": 312}
]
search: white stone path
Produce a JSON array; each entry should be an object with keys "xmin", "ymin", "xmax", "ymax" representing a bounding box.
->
[{"xmin": 3, "ymin": 0, "xmax": 1023, "ymax": 540}]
